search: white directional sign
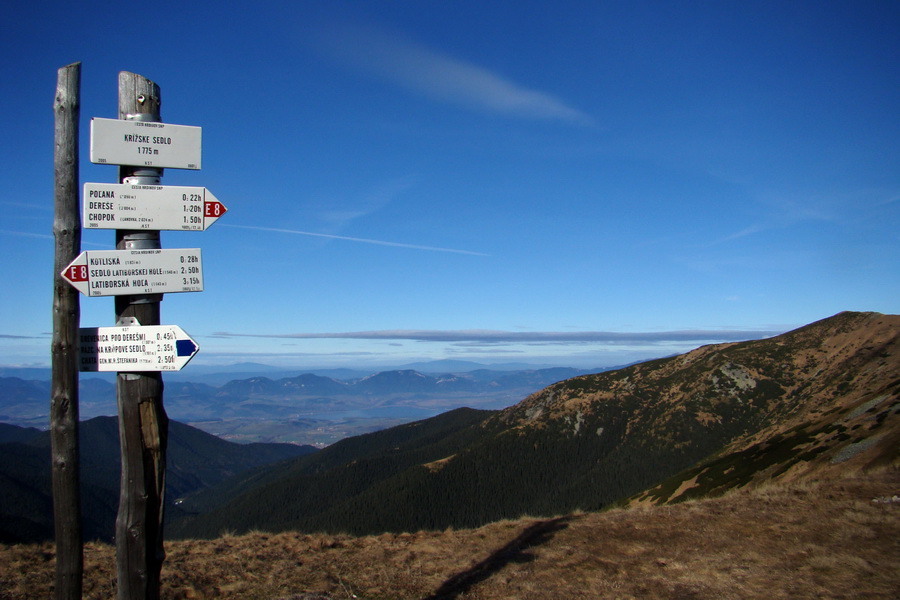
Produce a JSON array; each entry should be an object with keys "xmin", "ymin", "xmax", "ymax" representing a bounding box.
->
[
  {"xmin": 61, "ymin": 248, "xmax": 203, "ymax": 297},
  {"xmin": 83, "ymin": 183, "xmax": 227, "ymax": 230},
  {"xmin": 90, "ymin": 117, "xmax": 202, "ymax": 170},
  {"xmin": 79, "ymin": 322, "xmax": 199, "ymax": 372}
]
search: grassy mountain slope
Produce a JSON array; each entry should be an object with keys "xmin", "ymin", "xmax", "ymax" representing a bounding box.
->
[
  {"xmin": 4, "ymin": 466, "xmax": 898, "ymax": 599},
  {"xmin": 172, "ymin": 311, "xmax": 899, "ymax": 538},
  {"xmin": 497, "ymin": 311, "xmax": 898, "ymax": 509}
]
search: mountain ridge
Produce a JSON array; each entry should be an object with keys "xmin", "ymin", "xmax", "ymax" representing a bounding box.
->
[{"xmin": 170, "ymin": 311, "xmax": 899, "ymax": 538}]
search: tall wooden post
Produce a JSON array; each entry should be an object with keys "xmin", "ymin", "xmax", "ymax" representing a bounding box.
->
[
  {"xmin": 51, "ymin": 61, "xmax": 83, "ymax": 600},
  {"xmin": 114, "ymin": 71, "xmax": 168, "ymax": 600}
]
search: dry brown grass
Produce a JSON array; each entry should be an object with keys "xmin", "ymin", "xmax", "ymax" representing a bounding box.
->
[{"xmin": 2, "ymin": 467, "xmax": 898, "ymax": 600}]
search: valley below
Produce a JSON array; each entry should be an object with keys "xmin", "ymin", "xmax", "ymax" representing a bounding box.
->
[
  {"xmin": 181, "ymin": 390, "xmax": 527, "ymax": 447},
  {"xmin": 1, "ymin": 366, "xmax": 585, "ymax": 446}
]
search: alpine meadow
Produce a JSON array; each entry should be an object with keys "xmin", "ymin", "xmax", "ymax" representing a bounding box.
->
[{"xmin": 2, "ymin": 311, "xmax": 898, "ymax": 599}]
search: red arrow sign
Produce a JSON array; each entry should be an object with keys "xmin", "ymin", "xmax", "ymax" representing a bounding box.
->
[
  {"xmin": 64, "ymin": 264, "xmax": 89, "ymax": 283},
  {"xmin": 204, "ymin": 200, "xmax": 227, "ymax": 219}
]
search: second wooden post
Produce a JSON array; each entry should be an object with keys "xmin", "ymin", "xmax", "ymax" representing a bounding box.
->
[{"xmin": 114, "ymin": 71, "xmax": 168, "ymax": 600}]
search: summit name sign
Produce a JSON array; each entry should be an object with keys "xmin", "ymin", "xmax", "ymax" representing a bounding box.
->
[
  {"xmin": 90, "ymin": 117, "xmax": 202, "ymax": 170},
  {"xmin": 62, "ymin": 248, "xmax": 203, "ymax": 297}
]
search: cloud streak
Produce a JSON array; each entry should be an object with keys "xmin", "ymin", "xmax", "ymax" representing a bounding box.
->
[
  {"xmin": 317, "ymin": 176, "xmax": 419, "ymax": 232},
  {"xmin": 0, "ymin": 229, "xmax": 53, "ymax": 240},
  {"xmin": 707, "ymin": 187, "xmax": 900, "ymax": 249},
  {"xmin": 221, "ymin": 224, "xmax": 488, "ymax": 256},
  {"xmin": 213, "ymin": 328, "xmax": 784, "ymax": 346},
  {"xmin": 318, "ymin": 24, "xmax": 593, "ymax": 124},
  {"xmin": 0, "ymin": 230, "xmax": 114, "ymax": 249}
]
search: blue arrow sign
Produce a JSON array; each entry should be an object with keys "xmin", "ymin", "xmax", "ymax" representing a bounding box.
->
[{"xmin": 176, "ymin": 338, "xmax": 198, "ymax": 357}]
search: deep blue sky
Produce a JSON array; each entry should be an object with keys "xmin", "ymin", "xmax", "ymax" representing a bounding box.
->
[{"xmin": 2, "ymin": 1, "xmax": 898, "ymax": 370}]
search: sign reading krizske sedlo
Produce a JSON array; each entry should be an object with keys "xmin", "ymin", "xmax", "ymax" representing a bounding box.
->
[
  {"xmin": 83, "ymin": 183, "xmax": 227, "ymax": 231},
  {"xmin": 79, "ymin": 322, "xmax": 199, "ymax": 372},
  {"xmin": 62, "ymin": 248, "xmax": 203, "ymax": 297},
  {"xmin": 90, "ymin": 117, "xmax": 202, "ymax": 170}
]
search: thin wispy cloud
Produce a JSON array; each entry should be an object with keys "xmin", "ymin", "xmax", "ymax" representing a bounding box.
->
[
  {"xmin": 707, "ymin": 224, "xmax": 767, "ymax": 246},
  {"xmin": 222, "ymin": 224, "xmax": 488, "ymax": 256},
  {"xmin": 213, "ymin": 328, "xmax": 784, "ymax": 345},
  {"xmin": 0, "ymin": 229, "xmax": 115, "ymax": 249},
  {"xmin": 0, "ymin": 230, "xmax": 53, "ymax": 240},
  {"xmin": 317, "ymin": 24, "xmax": 593, "ymax": 124},
  {"xmin": 704, "ymin": 190, "xmax": 856, "ymax": 248},
  {"xmin": 0, "ymin": 201, "xmax": 48, "ymax": 211},
  {"xmin": 317, "ymin": 176, "xmax": 419, "ymax": 232},
  {"xmin": 873, "ymin": 192, "xmax": 899, "ymax": 208},
  {"xmin": 195, "ymin": 349, "xmax": 379, "ymax": 360}
]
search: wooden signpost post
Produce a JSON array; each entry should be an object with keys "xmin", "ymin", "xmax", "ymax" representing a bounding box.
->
[
  {"xmin": 51, "ymin": 60, "xmax": 83, "ymax": 600},
  {"xmin": 57, "ymin": 70, "xmax": 224, "ymax": 599}
]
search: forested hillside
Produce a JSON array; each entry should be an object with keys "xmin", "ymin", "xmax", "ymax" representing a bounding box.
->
[
  {"xmin": 168, "ymin": 407, "xmax": 494, "ymax": 536},
  {"xmin": 171, "ymin": 312, "xmax": 899, "ymax": 538},
  {"xmin": 0, "ymin": 418, "xmax": 314, "ymax": 543}
]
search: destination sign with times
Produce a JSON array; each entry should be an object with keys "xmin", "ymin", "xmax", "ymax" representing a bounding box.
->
[
  {"xmin": 83, "ymin": 183, "xmax": 227, "ymax": 230},
  {"xmin": 62, "ymin": 248, "xmax": 203, "ymax": 297},
  {"xmin": 90, "ymin": 117, "xmax": 202, "ymax": 170},
  {"xmin": 79, "ymin": 321, "xmax": 199, "ymax": 372}
]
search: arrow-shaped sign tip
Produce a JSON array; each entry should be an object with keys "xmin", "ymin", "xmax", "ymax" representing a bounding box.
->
[{"xmin": 176, "ymin": 339, "xmax": 199, "ymax": 357}]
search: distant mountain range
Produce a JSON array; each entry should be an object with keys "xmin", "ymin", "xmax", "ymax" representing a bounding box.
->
[
  {"xmin": 0, "ymin": 365, "xmax": 595, "ymax": 429},
  {"xmin": 0, "ymin": 358, "xmax": 594, "ymax": 387},
  {"xmin": 0, "ymin": 417, "xmax": 315, "ymax": 543},
  {"xmin": 167, "ymin": 311, "xmax": 899, "ymax": 539}
]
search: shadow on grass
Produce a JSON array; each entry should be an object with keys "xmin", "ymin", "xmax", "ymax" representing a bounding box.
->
[{"xmin": 422, "ymin": 516, "xmax": 575, "ymax": 600}]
